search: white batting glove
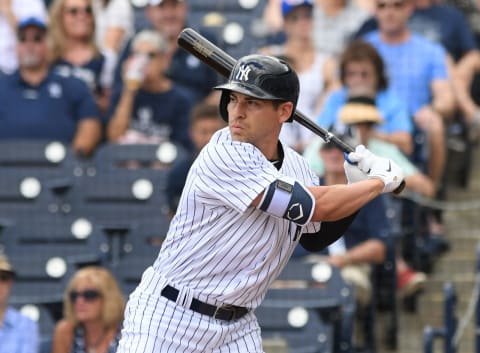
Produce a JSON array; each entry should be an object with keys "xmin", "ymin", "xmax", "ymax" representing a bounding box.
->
[
  {"xmin": 343, "ymin": 160, "xmax": 368, "ymax": 184},
  {"xmin": 346, "ymin": 145, "xmax": 405, "ymax": 193}
]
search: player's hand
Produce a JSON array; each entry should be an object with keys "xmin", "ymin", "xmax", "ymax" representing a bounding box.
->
[
  {"xmin": 346, "ymin": 145, "xmax": 405, "ymax": 193},
  {"xmin": 343, "ymin": 159, "xmax": 368, "ymax": 184}
]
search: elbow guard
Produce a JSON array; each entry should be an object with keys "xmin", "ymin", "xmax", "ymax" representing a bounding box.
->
[{"xmin": 259, "ymin": 176, "xmax": 314, "ymax": 226}]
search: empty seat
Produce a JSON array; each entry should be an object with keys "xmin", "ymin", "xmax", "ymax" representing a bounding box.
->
[
  {"xmin": 77, "ymin": 173, "xmax": 170, "ymax": 220},
  {"xmin": 3, "ymin": 215, "xmax": 102, "ymax": 248},
  {"xmin": 93, "ymin": 142, "xmax": 187, "ymax": 173},
  {"xmin": 265, "ymin": 270, "xmax": 356, "ymax": 353},
  {"xmin": 255, "ymin": 305, "xmax": 333, "ymax": 353}
]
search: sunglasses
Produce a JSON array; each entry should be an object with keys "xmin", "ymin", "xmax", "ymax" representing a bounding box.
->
[
  {"xmin": 376, "ymin": 1, "xmax": 405, "ymax": 9},
  {"xmin": 0, "ymin": 273, "xmax": 13, "ymax": 282},
  {"xmin": 64, "ymin": 5, "xmax": 93, "ymax": 16},
  {"xmin": 18, "ymin": 33, "xmax": 45, "ymax": 43},
  {"xmin": 69, "ymin": 289, "xmax": 101, "ymax": 302}
]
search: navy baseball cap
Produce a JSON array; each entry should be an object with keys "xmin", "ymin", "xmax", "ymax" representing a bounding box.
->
[
  {"xmin": 17, "ymin": 16, "xmax": 47, "ymax": 31},
  {"xmin": 281, "ymin": 0, "xmax": 313, "ymax": 17}
]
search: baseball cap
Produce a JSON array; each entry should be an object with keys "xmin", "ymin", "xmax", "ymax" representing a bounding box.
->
[
  {"xmin": 0, "ymin": 253, "xmax": 15, "ymax": 277},
  {"xmin": 17, "ymin": 16, "xmax": 47, "ymax": 31},
  {"xmin": 282, "ymin": 0, "xmax": 314, "ymax": 17}
]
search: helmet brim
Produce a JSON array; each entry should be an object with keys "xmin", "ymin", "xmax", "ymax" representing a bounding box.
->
[{"xmin": 214, "ymin": 82, "xmax": 283, "ymax": 101}]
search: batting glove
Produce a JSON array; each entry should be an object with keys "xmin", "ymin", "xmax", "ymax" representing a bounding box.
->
[
  {"xmin": 346, "ymin": 145, "xmax": 405, "ymax": 193},
  {"xmin": 343, "ymin": 159, "xmax": 368, "ymax": 184}
]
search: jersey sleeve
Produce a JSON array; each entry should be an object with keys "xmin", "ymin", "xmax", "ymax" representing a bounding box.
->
[{"xmin": 195, "ymin": 140, "xmax": 279, "ymax": 213}]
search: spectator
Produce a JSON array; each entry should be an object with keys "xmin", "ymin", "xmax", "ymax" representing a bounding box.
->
[
  {"xmin": 260, "ymin": 0, "xmax": 339, "ymax": 152},
  {"xmin": 362, "ymin": 0, "xmax": 455, "ymax": 191},
  {"xmin": 309, "ymin": 136, "xmax": 389, "ymax": 302},
  {"xmin": 0, "ymin": 0, "xmax": 47, "ymax": 74},
  {"xmin": 261, "ymin": 0, "xmax": 369, "ymax": 56},
  {"xmin": 114, "ymin": 0, "xmax": 219, "ymax": 105},
  {"xmin": 312, "ymin": 0, "xmax": 370, "ymax": 56},
  {"xmin": 92, "ymin": 0, "xmax": 134, "ymax": 97},
  {"xmin": 307, "ymin": 94, "xmax": 435, "ymax": 196},
  {"xmin": 51, "ymin": 266, "xmax": 125, "ymax": 353},
  {"xmin": 106, "ymin": 29, "xmax": 193, "ymax": 150},
  {"xmin": 0, "ymin": 16, "xmax": 102, "ymax": 156},
  {"xmin": 293, "ymin": 132, "xmax": 390, "ymax": 347},
  {"xmin": 0, "ymin": 253, "xmax": 39, "ymax": 353},
  {"xmin": 92, "ymin": 0, "xmax": 133, "ymax": 53},
  {"xmin": 339, "ymin": 95, "xmax": 430, "ymax": 298},
  {"xmin": 166, "ymin": 102, "xmax": 226, "ymax": 214},
  {"xmin": 317, "ymin": 39, "xmax": 413, "ymax": 155},
  {"xmin": 49, "ymin": 0, "xmax": 112, "ymax": 114},
  {"xmin": 355, "ymin": 0, "xmax": 480, "ymax": 137}
]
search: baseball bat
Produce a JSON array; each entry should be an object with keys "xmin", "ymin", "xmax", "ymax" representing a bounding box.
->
[{"xmin": 177, "ymin": 27, "xmax": 405, "ymax": 194}]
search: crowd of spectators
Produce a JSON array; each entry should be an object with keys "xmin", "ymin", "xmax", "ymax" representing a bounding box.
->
[{"xmin": 2, "ymin": 0, "xmax": 480, "ymax": 351}]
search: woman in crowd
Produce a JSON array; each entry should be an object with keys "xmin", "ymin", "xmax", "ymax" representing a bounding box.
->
[
  {"xmin": 49, "ymin": 0, "xmax": 111, "ymax": 114},
  {"xmin": 51, "ymin": 266, "xmax": 125, "ymax": 353},
  {"xmin": 260, "ymin": 0, "xmax": 339, "ymax": 152}
]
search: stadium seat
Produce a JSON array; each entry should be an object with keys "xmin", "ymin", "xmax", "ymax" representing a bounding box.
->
[
  {"xmin": 255, "ymin": 305, "xmax": 333, "ymax": 353},
  {"xmin": 76, "ymin": 173, "xmax": 170, "ymax": 220},
  {"xmin": 93, "ymin": 142, "xmax": 187, "ymax": 173},
  {"xmin": 266, "ymin": 263, "xmax": 356, "ymax": 353}
]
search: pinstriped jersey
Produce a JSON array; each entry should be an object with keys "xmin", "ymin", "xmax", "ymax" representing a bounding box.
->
[{"xmin": 153, "ymin": 127, "xmax": 322, "ymax": 309}]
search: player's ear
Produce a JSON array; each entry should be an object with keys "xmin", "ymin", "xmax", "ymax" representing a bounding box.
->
[{"xmin": 278, "ymin": 101, "xmax": 293, "ymax": 124}]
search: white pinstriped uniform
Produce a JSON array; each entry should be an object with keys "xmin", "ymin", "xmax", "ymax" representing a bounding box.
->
[{"xmin": 116, "ymin": 127, "xmax": 322, "ymax": 353}]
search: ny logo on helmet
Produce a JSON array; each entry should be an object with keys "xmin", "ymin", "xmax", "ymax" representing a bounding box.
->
[{"xmin": 235, "ymin": 64, "xmax": 251, "ymax": 82}]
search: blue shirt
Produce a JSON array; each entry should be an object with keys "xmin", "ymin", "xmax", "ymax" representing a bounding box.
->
[
  {"xmin": 54, "ymin": 55, "xmax": 106, "ymax": 94},
  {"xmin": 356, "ymin": 4, "xmax": 477, "ymax": 61},
  {"xmin": 364, "ymin": 32, "xmax": 448, "ymax": 115},
  {"xmin": 107, "ymin": 85, "xmax": 194, "ymax": 150},
  {"xmin": 0, "ymin": 307, "xmax": 39, "ymax": 353},
  {"xmin": 0, "ymin": 70, "xmax": 99, "ymax": 142},
  {"xmin": 317, "ymin": 88, "xmax": 413, "ymax": 134}
]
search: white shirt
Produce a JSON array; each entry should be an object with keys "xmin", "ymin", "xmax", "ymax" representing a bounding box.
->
[
  {"xmin": 153, "ymin": 127, "xmax": 322, "ymax": 309},
  {"xmin": 0, "ymin": 0, "xmax": 47, "ymax": 74},
  {"xmin": 92, "ymin": 0, "xmax": 133, "ymax": 52},
  {"xmin": 280, "ymin": 52, "xmax": 329, "ymax": 149}
]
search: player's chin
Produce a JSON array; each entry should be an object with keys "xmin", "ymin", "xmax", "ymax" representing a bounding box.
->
[{"xmin": 230, "ymin": 126, "xmax": 246, "ymax": 141}]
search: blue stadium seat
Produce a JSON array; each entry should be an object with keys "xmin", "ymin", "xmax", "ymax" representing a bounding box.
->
[
  {"xmin": 2, "ymin": 215, "xmax": 102, "ymax": 248},
  {"xmin": 93, "ymin": 142, "xmax": 187, "ymax": 174},
  {"xmin": 5, "ymin": 243, "xmax": 102, "ymax": 294},
  {"xmin": 265, "ymin": 264, "xmax": 356, "ymax": 353},
  {"xmin": 255, "ymin": 305, "xmax": 333, "ymax": 353},
  {"xmin": 76, "ymin": 172, "xmax": 170, "ymax": 219}
]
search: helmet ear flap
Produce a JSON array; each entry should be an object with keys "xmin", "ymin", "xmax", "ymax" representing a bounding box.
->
[{"xmin": 219, "ymin": 90, "xmax": 230, "ymax": 122}]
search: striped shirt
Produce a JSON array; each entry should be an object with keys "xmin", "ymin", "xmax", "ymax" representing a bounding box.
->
[{"xmin": 153, "ymin": 127, "xmax": 322, "ymax": 309}]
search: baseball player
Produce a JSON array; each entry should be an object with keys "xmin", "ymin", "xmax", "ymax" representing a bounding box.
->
[{"xmin": 115, "ymin": 54, "xmax": 405, "ymax": 353}]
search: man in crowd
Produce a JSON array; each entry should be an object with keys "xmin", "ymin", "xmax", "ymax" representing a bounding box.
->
[{"xmin": 0, "ymin": 17, "xmax": 102, "ymax": 156}]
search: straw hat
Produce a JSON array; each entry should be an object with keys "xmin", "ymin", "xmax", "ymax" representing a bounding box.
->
[
  {"xmin": 338, "ymin": 95, "xmax": 383, "ymax": 126},
  {"xmin": 0, "ymin": 253, "xmax": 15, "ymax": 276}
]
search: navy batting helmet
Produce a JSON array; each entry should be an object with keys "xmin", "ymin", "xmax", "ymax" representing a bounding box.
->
[{"xmin": 214, "ymin": 54, "xmax": 299, "ymax": 122}]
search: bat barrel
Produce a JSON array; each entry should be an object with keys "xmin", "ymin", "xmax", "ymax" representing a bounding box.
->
[{"xmin": 178, "ymin": 28, "xmax": 236, "ymax": 77}]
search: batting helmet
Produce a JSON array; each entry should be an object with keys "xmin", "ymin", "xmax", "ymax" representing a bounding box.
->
[{"xmin": 214, "ymin": 54, "xmax": 299, "ymax": 122}]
